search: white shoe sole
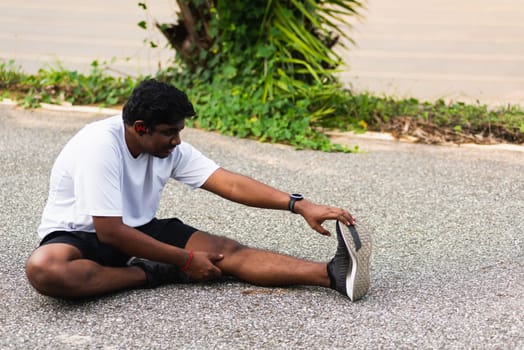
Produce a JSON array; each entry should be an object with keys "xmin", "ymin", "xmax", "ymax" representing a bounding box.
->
[{"xmin": 337, "ymin": 221, "xmax": 372, "ymax": 301}]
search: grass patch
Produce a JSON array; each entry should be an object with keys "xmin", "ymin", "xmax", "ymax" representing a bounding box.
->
[
  {"xmin": 1, "ymin": 59, "xmax": 523, "ymax": 147},
  {"xmin": 0, "ymin": 59, "xmax": 135, "ymax": 108}
]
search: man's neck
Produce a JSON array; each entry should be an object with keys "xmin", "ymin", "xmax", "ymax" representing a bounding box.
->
[{"xmin": 124, "ymin": 126, "xmax": 141, "ymax": 158}]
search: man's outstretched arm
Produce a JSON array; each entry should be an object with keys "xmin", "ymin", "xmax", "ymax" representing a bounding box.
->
[{"xmin": 200, "ymin": 168, "xmax": 355, "ymax": 236}]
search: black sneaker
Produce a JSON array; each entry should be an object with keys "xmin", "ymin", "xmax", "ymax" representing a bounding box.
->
[
  {"xmin": 127, "ymin": 257, "xmax": 190, "ymax": 288},
  {"xmin": 327, "ymin": 221, "xmax": 372, "ymax": 301}
]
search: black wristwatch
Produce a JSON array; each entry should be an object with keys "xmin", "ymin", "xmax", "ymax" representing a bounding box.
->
[{"xmin": 288, "ymin": 193, "xmax": 304, "ymax": 214}]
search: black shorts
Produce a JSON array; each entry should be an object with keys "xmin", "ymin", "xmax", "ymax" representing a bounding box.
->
[{"xmin": 39, "ymin": 218, "xmax": 198, "ymax": 267}]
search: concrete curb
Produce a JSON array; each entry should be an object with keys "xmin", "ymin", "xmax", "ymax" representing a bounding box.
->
[{"xmin": 2, "ymin": 98, "xmax": 523, "ymax": 153}]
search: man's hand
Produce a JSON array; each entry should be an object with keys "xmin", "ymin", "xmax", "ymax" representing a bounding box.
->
[
  {"xmin": 184, "ymin": 251, "xmax": 224, "ymax": 281},
  {"xmin": 294, "ymin": 200, "xmax": 356, "ymax": 236}
]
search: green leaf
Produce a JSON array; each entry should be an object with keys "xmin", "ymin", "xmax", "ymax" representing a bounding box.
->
[{"xmin": 256, "ymin": 44, "xmax": 276, "ymax": 58}]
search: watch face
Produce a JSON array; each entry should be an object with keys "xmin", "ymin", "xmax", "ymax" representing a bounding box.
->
[{"xmin": 290, "ymin": 193, "xmax": 304, "ymax": 200}]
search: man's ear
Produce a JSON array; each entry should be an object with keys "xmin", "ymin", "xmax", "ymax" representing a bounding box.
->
[{"xmin": 134, "ymin": 121, "xmax": 147, "ymax": 136}]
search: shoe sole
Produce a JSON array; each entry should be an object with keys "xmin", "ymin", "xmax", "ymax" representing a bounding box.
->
[{"xmin": 337, "ymin": 221, "xmax": 372, "ymax": 301}]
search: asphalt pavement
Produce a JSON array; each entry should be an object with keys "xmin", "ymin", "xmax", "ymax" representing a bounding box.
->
[{"xmin": 0, "ymin": 105, "xmax": 522, "ymax": 349}]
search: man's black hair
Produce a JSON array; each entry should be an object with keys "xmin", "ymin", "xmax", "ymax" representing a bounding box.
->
[{"xmin": 122, "ymin": 79, "xmax": 195, "ymax": 128}]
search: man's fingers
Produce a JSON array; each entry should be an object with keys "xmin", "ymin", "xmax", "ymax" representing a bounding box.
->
[
  {"xmin": 333, "ymin": 208, "xmax": 356, "ymax": 226},
  {"xmin": 209, "ymin": 253, "xmax": 224, "ymax": 263},
  {"xmin": 186, "ymin": 252, "xmax": 224, "ymax": 281},
  {"xmin": 207, "ymin": 253, "xmax": 223, "ymax": 278},
  {"xmin": 307, "ymin": 206, "xmax": 356, "ymax": 236},
  {"xmin": 193, "ymin": 264, "xmax": 222, "ymax": 281},
  {"xmin": 209, "ymin": 254, "xmax": 223, "ymax": 278},
  {"xmin": 205, "ymin": 265, "xmax": 222, "ymax": 280},
  {"xmin": 313, "ymin": 224, "xmax": 332, "ymax": 237}
]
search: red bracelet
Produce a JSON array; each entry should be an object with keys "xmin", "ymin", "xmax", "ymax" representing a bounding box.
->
[{"xmin": 181, "ymin": 250, "xmax": 194, "ymax": 272}]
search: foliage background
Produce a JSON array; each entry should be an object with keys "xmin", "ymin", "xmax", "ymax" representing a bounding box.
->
[
  {"xmin": 152, "ymin": 0, "xmax": 365, "ymax": 151},
  {"xmin": 0, "ymin": 0, "xmax": 522, "ymax": 147}
]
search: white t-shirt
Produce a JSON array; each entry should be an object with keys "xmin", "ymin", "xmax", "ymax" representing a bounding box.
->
[{"xmin": 37, "ymin": 115, "xmax": 219, "ymax": 238}]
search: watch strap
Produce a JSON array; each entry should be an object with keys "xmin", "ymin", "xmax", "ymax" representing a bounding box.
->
[
  {"xmin": 288, "ymin": 194, "xmax": 303, "ymax": 213},
  {"xmin": 288, "ymin": 197, "xmax": 298, "ymax": 213}
]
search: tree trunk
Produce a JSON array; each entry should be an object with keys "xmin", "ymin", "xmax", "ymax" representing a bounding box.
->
[{"xmin": 156, "ymin": 0, "xmax": 215, "ymax": 71}]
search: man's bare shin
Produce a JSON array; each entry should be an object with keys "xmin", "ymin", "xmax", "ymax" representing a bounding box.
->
[
  {"xmin": 218, "ymin": 248, "xmax": 330, "ymax": 287},
  {"xmin": 185, "ymin": 232, "xmax": 330, "ymax": 287}
]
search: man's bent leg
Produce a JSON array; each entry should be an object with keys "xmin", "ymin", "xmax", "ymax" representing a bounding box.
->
[
  {"xmin": 25, "ymin": 243, "xmax": 146, "ymax": 299},
  {"xmin": 185, "ymin": 231, "xmax": 330, "ymax": 288}
]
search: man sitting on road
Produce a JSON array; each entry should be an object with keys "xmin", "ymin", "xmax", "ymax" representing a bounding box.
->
[{"xmin": 25, "ymin": 79, "xmax": 372, "ymax": 301}]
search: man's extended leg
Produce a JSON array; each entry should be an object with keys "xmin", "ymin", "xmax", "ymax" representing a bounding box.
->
[
  {"xmin": 26, "ymin": 224, "xmax": 370, "ymax": 300},
  {"xmin": 185, "ymin": 223, "xmax": 372, "ymax": 302},
  {"xmin": 25, "ymin": 244, "xmax": 147, "ymax": 298},
  {"xmin": 185, "ymin": 231, "xmax": 331, "ymax": 287}
]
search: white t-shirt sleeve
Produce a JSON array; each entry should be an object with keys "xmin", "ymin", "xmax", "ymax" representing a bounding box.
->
[
  {"xmin": 74, "ymin": 142, "xmax": 123, "ymax": 216},
  {"xmin": 170, "ymin": 142, "xmax": 219, "ymax": 189}
]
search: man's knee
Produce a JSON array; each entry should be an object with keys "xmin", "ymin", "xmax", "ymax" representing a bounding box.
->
[
  {"xmin": 25, "ymin": 245, "xmax": 81, "ymax": 296},
  {"xmin": 26, "ymin": 253, "xmax": 59, "ymax": 295},
  {"xmin": 187, "ymin": 231, "xmax": 247, "ymax": 255},
  {"xmin": 215, "ymin": 236, "xmax": 246, "ymax": 255}
]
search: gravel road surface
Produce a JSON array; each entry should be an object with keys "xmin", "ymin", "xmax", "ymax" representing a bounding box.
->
[{"xmin": 0, "ymin": 105, "xmax": 522, "ymax": 349}]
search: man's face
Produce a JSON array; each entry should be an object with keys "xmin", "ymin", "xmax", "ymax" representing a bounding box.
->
[{"xmin": 140, "ymin": 120, "xmax": 185, "ymax": 158}]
